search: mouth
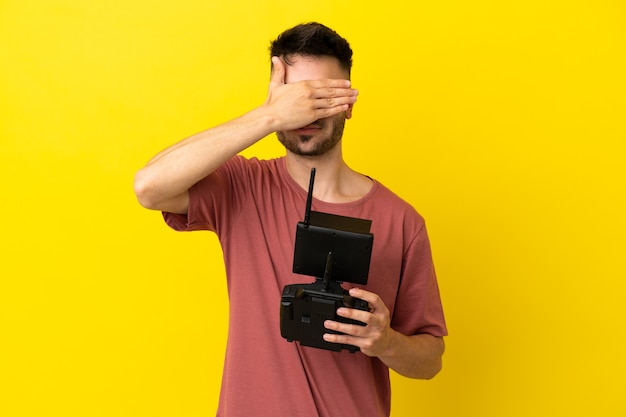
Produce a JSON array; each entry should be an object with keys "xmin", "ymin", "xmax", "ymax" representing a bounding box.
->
[{"xmin": 294, "ymin": 123, "xmax": 322, "ymax": 134}]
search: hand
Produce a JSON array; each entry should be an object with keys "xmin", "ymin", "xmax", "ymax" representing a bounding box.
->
[
  {"xmin": 264, "ymin": 56, "xmax": 358, "ymax": 132},
  {"xmin": 323, "ymin": 287, "xmax": 395, "ymax": 357}
]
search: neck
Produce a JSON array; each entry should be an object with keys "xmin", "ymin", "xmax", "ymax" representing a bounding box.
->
[{"xmin": 284, "ymin": 151, "xmax": 372, "ymax": 204}]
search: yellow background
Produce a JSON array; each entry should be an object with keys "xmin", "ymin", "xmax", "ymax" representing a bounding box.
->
[{"xmin": 1, "ymin": 1, "xmax": 625, "ymax": 416}]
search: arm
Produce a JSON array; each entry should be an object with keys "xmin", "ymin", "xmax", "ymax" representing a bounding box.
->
[
  {"xmin": 133, "ymin": 56, "xmax": 358, "ymax": 213},
  {"xmin": 323, "ymin": 287, "xmax": 445, "ymax": 379}
]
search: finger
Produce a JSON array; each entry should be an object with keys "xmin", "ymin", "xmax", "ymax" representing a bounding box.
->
[
  {"xmin": 309, "ymin": 104, "xmax": 351, "ymax": 121},
  {"xmin": 308, "ymin": 84, "xmax": 358, "ymax": 100},
  {"xmin": 324, "ymin": 320, "xmax": 367, "ymax": 337},
  {"xmin": 270, "ymin": 56, "xmax": 285, "ymax": 86},
  {"xmin": 323, "ymin": 332, "xmax": 360, "ymax": 347},
  {"xmin": 308, "ymin": 78, "xmax": 353, "ymax": 89},
  {"xmin": 348, "ymin": 287, "xmax": 381, "ymax": 309},
  {"xmin": 335, "ymin": 307, "xmax": 371, "ymax": 325},
  {"xmin": 313, "ymin": 95, "xmax": 357, "ymax": 110}
]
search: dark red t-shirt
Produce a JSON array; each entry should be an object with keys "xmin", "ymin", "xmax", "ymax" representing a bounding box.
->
[{"xmin": 164, "ymin": 156, "xmax": 447, "ymax": 417}]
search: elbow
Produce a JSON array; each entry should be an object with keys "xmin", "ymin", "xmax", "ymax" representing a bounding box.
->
[
  {"xmin": 133, "ymin": 168, "xmax": 188, "ymax": 214},
  {"xmin": 133, "ymin": 169, "xmax": 159, "ymax": 210},
  {"xmin": 421, "ymin": 360, "xmax": 443, "ymax": 380},
  {"xmin": 420, "ymin": 337, "xmax": 445, "ymax": 380},
  {"xmin": 397, "ymin": 360, "xmax": 442, "ymax": 380},
  {"xmin": 411, "ymin": 336, "xmax": 445, "ymax": 380}
]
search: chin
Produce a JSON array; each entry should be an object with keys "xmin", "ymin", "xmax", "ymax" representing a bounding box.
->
[{"xmin": 277, "ymin": 131, "xmax": 341, "ymax": 157}]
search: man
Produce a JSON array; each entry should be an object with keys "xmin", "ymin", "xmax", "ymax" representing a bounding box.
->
[{"xmin": 134, "ymin": 22, "xmax": 447, "ymax": 417}]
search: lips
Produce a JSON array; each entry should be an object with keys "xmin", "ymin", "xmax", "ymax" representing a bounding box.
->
[{"xmin": 295, "ymin": 123, "xmax": 322, "ymax": 133}]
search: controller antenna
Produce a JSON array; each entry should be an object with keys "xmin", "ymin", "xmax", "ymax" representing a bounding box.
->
[{"xmin": 303, "ymin": 167, "xmax": 316, "ymax": 228}]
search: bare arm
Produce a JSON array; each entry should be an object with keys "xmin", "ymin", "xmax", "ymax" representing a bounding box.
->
[
  {"xmin": 133, "ymin": 108, "xmax": 275, "ymax": 213},
  {"xmin": 133, "ymin": 56, "xmax": 358, "ymax": 213},
  {"xmin": 323, "ymin": 287, "xmax": 445, "ymax": 379}
]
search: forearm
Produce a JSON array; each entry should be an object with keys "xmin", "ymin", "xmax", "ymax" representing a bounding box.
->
[
  {"xmin": 133, "ymin": 107, "xmax": 275, "ymax": 210},
  {"xmin": 134, "ymin": 59, "xmax": 357, "ymax": 211},
  {"xmin": 377, "ymin": 332, "xmax": 445, "ymax": 380}
]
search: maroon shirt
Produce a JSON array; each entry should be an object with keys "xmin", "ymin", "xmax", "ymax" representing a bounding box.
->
[{"xmin": 164, "ymin": 156, "xmax": 447, "ymax": 417}]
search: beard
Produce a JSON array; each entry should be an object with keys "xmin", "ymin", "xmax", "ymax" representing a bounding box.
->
[{"xmin": 276, "ymin": 114, "xmax": 346, "ymax": 157}]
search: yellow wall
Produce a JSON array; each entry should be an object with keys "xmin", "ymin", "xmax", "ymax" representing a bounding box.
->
[{"xmin": 1, "ymin": 1, "xmax": 624, "ymax": 416}]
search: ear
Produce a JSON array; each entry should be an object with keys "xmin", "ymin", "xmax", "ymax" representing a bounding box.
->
[{"xmin": 345, "ymin": 102, "xmax": 354, "ymax": 119}]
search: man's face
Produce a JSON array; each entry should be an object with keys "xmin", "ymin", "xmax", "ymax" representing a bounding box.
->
[{"xmin": 275, "ymin": 55, "xmax": 352, "ymax": 157}]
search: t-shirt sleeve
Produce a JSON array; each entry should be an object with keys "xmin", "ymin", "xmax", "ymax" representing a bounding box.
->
[
  {"xmin": 391, "ymin": 223, "xmax": 448, "ymax": 337},
  {"xmin": 162, "ymin": 156, "xmax": 251, "ymax": 235}
]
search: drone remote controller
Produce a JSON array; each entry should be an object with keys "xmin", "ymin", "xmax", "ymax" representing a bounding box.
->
[{"xmin": 279, "ymin": 168, "xmax": 374, "ymax": 352}]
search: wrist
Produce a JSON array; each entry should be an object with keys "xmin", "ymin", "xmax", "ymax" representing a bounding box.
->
[{"xmin": 248, "ymin": 105, "xmax": 281, "ymax": 136}]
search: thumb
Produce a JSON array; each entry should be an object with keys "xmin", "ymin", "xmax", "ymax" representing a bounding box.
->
[{"xmin": 270, "ymin": 56, "xmax": 285, "ymax": 86}]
